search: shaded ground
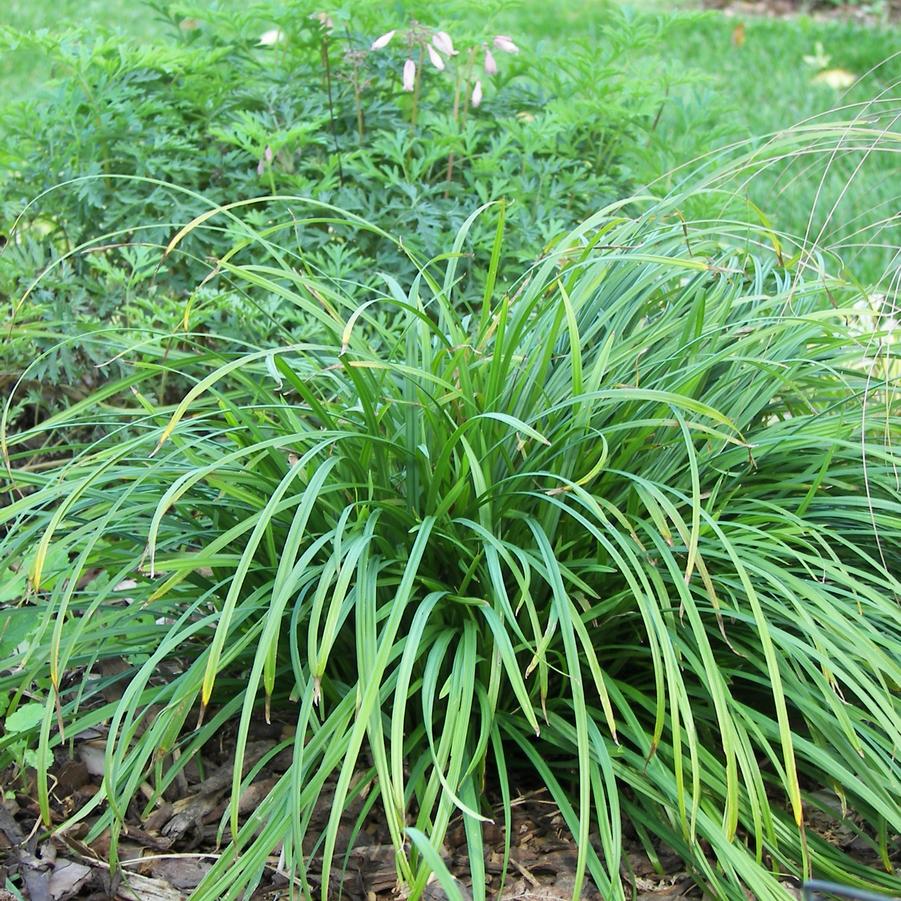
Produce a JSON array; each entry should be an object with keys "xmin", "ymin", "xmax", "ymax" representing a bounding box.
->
[
  {"xmin": 702, "ymin": 0, "xmax": 899, "ymax": 22},
  {"xmin": 0, "ymin": 722, "xmax": 701, "ymax": 900},
  {"xmin": 2, "ymin": 711, "xmax": 897, "ymax": 900}
]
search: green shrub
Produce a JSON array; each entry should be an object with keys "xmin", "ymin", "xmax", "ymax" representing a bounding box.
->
[
  {"xmin": 2, "ymin": 174, "xmax": 899, "ymax": 898},
  {"xmin": 0, "ymin": 1, "xmax": 674, "ymax": 419}
]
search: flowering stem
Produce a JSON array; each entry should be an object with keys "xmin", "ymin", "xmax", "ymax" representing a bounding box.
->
[
  {"xmin": 410, "ymin": 44, "xmax": 425, "ymax": 130},
  {"xmin": 459, "ymin": 50, "xmax": 476, "ymax": 130},
  {"xmin": 321, "ymin": 34, "xmax": 344, "ymax": 187},
  {"xmin": 354, "ymin": 79, "xmax": 365, "ymax": 143},
  {"xmin": 461, "ymin": 48, "xmax": 476, "ymax": 123},
  {"xmin": 445, "ymin": 48, "xmax": 476, "ymax": 194},
  {"xmin": 346, "ymin": 25, "xmax": 366, "ymax": 143},
  {"xmin": 444, "ymin": 63, "xmax": 465, "ymax": 194}
]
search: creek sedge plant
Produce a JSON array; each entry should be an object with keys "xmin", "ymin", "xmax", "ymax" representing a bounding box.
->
[{"xmin": 1, "ymin": 152, "xmax": 900, "ymax": 899}]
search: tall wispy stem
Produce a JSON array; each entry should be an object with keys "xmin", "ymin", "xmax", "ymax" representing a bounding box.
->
[{"xmin": 321, "ymin": 34, "xmax": 344, "ymax": 186}]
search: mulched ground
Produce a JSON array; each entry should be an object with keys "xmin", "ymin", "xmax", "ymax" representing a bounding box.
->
[
  {"xmin": 0, "ymin": 728, "xmax": 702, "ymax": 900},
  {"xmin": 0, "ymin": 710, "xmax": 698, "ymax": 900},
  {"xmin": 0, "ymin": 712, "xmax": 896, "ymax": 899},
  {"xmin": 702, "ymin": 0, "xmax": 900, "ymax": 22}
]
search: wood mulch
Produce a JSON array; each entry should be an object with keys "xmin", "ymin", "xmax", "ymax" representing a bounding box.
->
[
  {"xmin": 0, "ymin": 711, "xmax": 894, "ymax": 899},
  {"xmin": 702, "ymin": 0, "xmax": 900, "ymax": 23},
  {"xmin": 0, "ymin": 710, "xmax": 692, "ymax": 901}
]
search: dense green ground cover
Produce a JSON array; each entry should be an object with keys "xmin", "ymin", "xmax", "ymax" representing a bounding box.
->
[
  {"xmin": 1, "ymin": 0, "xmax": 679, "ymax": 417},
  {"xmin": 1, "ymin": 2, "xmax": 899, "ymax": 900},
  {"xmin": 3, "ymin": 0, "xmax": 898, "ymax": 281}
]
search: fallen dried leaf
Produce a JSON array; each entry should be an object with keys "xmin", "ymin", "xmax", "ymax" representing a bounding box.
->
[
  {"xmin": 77, "ymin": 741, "xmax": 107, "ymax": 778},
  {"xmin": 47, "ymin": 859, "xmax": 92, "ymax": 900},
  {"xmin": 146, "ymin": 857, "xmax": 212, "ymax": 891},
  {"xmin": 812, "ymin": 68, "xmax": 857, "ymax": 89},
  {"xmin": 111, "ymin": 871, "xmax": 185, "ymax": 901}
]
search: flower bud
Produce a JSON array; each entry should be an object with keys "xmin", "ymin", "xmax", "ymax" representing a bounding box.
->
[
  {"xmin": 258, "ymin": 28, "xmax": 285, "ymax": 46},
  {"xmin": 370, "ymin": 30, "xmax": 396, "ymax": 50},
  {"xmin": 310, "ymin": 11, "xmax": 334, "ymax": 30},
  {"xmin": 427, "ymin": 44, "xmax": 445, "ymax": 71},
  {"xmin": 433, "ymin": 31, "xmax": 457, "ymax": 56},
  {"xmin": 493, "ymin": 35, "xmax": 519, "ymax": 53},
  {"xmin": 484, "ymin": 49, "xmax": 497, "ymax": 75},
  {"xmin": 471, "ymin": 79, "xmax": 483, "ymax": 108},
  {"xmin": 403, "ymin": 58, "xmax": 416, "ymax": 92}
]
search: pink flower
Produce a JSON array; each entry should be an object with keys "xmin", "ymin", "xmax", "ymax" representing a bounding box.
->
[
  {"xmin": 427, "ymin": 43, "xmax": 445, "ymax": 71},
  {"xmin": 432, "ymin": 31, "xmax": 457, "ymax": 56},
  {"xmin": 484, "ymin": 48, "xmax": 497, "ymax": 75},
  {"xmin": 310, "ymin": 11, "xmax": 334, "ymax": 31},
  {"xmin": 257, "ymin": 145, "xmax": 273, "ymax": 175},
  {"xmin": 471, "ymin": 79, "xmax": 483, "ymax": 108},
  {"xmin": 370, "ymin": 29, "xmax": 395, "ymax": 50},
  {"xmin": 493, "ymin": 35, "xmax": 519, "ymax": 53},
  {"xmin": 403, "ymin": 58, "xmax": 416, "ymax": 92}
]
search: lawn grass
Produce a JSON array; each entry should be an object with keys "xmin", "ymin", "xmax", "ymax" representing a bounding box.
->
[
  {"xmin": 0, "ymin": 0, "xmax": 241, "ymax": 94},
  {"xmin": 644, "ymin": 12, "xmax": 901, "ymax": 284},
  {"xmin": 521, "ymin": 2, "xmax": 900, "ymax": 282},
  {"xmin": 0, "ymin": 0, "xmax": 164, "ymax": 94}
]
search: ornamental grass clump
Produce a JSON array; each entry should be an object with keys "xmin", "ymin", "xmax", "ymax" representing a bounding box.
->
[{"xmin": 1, "ymin": 173, "xmax": 899, "ymax": 900}]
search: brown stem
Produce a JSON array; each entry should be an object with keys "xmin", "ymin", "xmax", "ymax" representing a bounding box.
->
[
  {"xmin": 446, "ymin": 48, "xmax": 478, "ymax": 193},
  {"xmin": 345, "ymin": 25, "xmax": 365, "ymax": 143},
  {"xmin": 648, "ymin": 84, "xmax": 670, "ymax": 137},
  {"xmin": 354, "ymin": 78, "xmax": 365, "ymax": 143},
  {"xmin": 461, "ymin": 48, "xmax": 476, "ymax": 124}
]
